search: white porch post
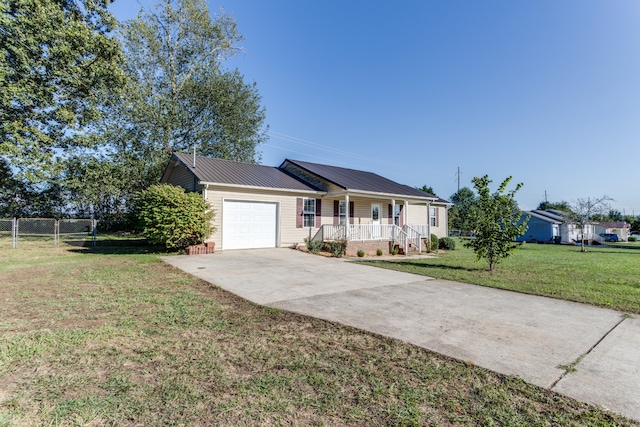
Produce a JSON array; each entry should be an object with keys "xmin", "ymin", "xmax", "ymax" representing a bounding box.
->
[
  {"xmin": 345, "ymin": 193, "xmax": 350, "ymax": 240},
  {"xmin": 391, "ymin": 199, "xmax": 395, "ymax": 225},
  {"xmin": 404, "ymin": 200, "xmax": 409, "ymax": 227},
  {"xmin": 427, "ymin": 202, "xmax": 431, "ymax": 240}
]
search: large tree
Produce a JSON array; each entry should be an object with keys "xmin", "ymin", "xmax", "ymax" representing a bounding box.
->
[
  {"xmin": 63, "ymin": 0, "xmax": 268, "ymax": 218},
  {"xmin": 0, "ymin": 0, "xmax": 125, "ymax": 182},
  {"xmin": 448, "ymin": 187, "xmax": 477, "ymax": 235},
  {"xmin": 465, "ymin": 176, "xmax": 529, "ymax": 271},
  {"xmin": 114, "ymin": 0, "xmax": 267, "ymax": 159}
]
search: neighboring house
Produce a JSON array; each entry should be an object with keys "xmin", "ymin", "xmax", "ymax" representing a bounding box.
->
[
  {"xmin": 595, "ymin": 222, "xmax": 630, "ymax": 241},
  {"xmin": 516, "ymin": 210, "xmax": 562, "ymax": 243},
  {"xmin": 161, "ymin": 153, "xmax": 449, "ymax": 254},
  {"xmin": 517, "ymin": 209, "xmax": 599, "ymax": 244}
]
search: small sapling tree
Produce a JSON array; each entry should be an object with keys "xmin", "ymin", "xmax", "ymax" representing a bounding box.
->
[{"xmin": 466, "ymin": 175, "xmax": 529, "ymax": 272}]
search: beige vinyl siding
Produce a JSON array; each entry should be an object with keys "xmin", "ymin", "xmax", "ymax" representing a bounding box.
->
[
  {"xmin": 430, "ymin": 205, "xmax": 448, "ymax": 238},
  {"xmin": 320, "ymin": 197, "xmax": 399, "ymax": 225},
  {"xmin": 164, "ymin": 164, "xmax": 198, "ymax": 191},
  {"xmin": 205, "ymin": 186, "xmax": 319, "ymax": 249},
  {"xmin": 407, "ymin": 203, "xmax": 429, "ymax": 226}
]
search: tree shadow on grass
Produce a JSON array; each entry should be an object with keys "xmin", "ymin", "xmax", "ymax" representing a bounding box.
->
[
  {"xmin": 64, "ymin": 239, "xmax": 177, "ymax": 255},
  {"xmin": 364, "ymin": 260, "xmax": 484, "ymax": 273}
]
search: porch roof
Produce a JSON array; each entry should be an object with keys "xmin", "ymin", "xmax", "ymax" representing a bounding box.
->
[{"xmin": 280, "ymin": 159, "xmax": 443, "ymax": 201}]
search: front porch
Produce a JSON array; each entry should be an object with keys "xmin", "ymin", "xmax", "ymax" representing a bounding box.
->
[{"xmin": 313, "ymin": 224, "xmax": 429, "ymax": 255}]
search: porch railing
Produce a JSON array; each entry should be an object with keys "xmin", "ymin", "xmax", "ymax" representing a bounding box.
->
[
  {"xmin": 402, "ymin": 225, "xmax": 422, "ymax": 252},
  {"xmin": 313, "ymin": 224, "xmax": 424, "ymax": 254}
]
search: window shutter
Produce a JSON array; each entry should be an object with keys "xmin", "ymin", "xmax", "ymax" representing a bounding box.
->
[
  {"xmin": 334, "ymin": 200, "xmax": 339, "ymax": 225},
  {"xmin": 399, "ymin": 205, "xmax": 404, "ymax": 227},
  {"xmin": 349, "ymin": 201, "xmax": 355, "ymax": 224},
  {"xmin": 435, "ymin": 207, "xmax": 439, "ymax": 227},
  {"xmin": 315, "ymin": 199, "xmax": 322, "ymax": 228},
  {"xmin": 388, "ymin": 204, "xmax": 393, "ymax": 225},
  {"xmin": 296, "ymin": 198, "xmax": 303, "ymax": 228}
]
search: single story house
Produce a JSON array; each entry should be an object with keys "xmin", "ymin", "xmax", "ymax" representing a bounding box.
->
[
  {"xmin": 161, "ymin": 152, "xmax": 450, "ymax": 254},
  {"xmin": 595, "ymin": 221, "xmax": 630, "ymax": 241},
  {"xmin": 517, "ymin": 209, "xmax": 600, "ymax": 244}
]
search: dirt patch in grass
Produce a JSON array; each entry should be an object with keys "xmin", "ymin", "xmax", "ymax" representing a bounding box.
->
[{"xmin": 0, "ymin": 245, "xmax": 637, "ymax": 426}]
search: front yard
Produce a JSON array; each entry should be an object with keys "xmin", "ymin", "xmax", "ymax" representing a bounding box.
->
[
  {"xmin": 0, "ymin": 242, "xmax": 636, "ymax": 425},
  {"xmin": 361, "ymin": 241, "xmax": 640, "ymax": 314}
]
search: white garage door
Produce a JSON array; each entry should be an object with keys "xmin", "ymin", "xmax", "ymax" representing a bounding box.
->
[{"xmin": 222, "ymin": 200, "xmax": 277, "ymax": 250}]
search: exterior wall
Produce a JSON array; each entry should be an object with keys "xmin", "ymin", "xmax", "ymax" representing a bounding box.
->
[
  {"xmin": 164, "ymin": 163, "xmax": 199, "ymax": 191},
  {"xmin": 429, "ymin": 205, "xmax": 448, "ymax": 238},
  {"xmin": 517, "ymin": 217, "xmax": 555, "ymax": 243},
  {"xmin": 204, "ymin": 186, "xmax": 320, "ymax": 250},
  {"xmin": 320, "ymin": 197, "xmax": 403, "ymax": 226},
  {"xmin": 408, "ymin": 203, "xmax": 429, "ymax": 226}
]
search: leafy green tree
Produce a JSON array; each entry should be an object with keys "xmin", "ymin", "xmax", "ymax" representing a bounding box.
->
[
  {"xmin": 607, "ymin": 209, "xmax": 623, "ymax": 221},
  {"xmin": 67, "ymin": 0, "xmax": 268, "ymax": 219},
  {"xmin": 0, "ymin": 0, "xmax": 125, "ymax": 182},
  {"xmin": 113, "ymin": 0, "xmax": 267, "ymax": 160},
  {"xmin": 537, "ymin": 200, "xmax": 572, "ymax": 213},
  {"xmin": 418, "ymin": 185, "xmax": 436, "ymax": 196},
  {"xmin": 448, "ymin": 187, "xmax": 477, "ymax": 234},
  {"xmin": 465, "ymin": 176, "xmax": 529, "ymax": 271},
  {"xmin": 134, "ymin": 184, "xmax": 214, "ymax": 249}
]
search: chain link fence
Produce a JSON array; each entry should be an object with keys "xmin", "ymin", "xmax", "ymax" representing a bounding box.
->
[
  {"xmin": 0, "ymin": 218, "xmax": 96, "ymax": 248},
  {"xmin": 0, "ymin": 218, "xmax": 16, "ymax": 248}
]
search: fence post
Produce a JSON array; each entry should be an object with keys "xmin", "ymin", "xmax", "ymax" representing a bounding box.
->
[
  {"xmin": 54, "ymin": 220, "xmax": 59, "ymax": 246},
  {"xmin": 12, "ymin": 218, "xmax": 16, "ymax": 249},
  {"xmin": 15, "ymin": 218, "xmax": 19, "ymax": 248}
]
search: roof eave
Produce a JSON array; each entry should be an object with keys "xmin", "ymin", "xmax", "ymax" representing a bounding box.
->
[
  {"xmin": 329, "ymin": 188, "xmax": 439, "ymax": 202},
  {"xmin": 201, "ymin": 181, "xmax": 326, "ymax": 195}
]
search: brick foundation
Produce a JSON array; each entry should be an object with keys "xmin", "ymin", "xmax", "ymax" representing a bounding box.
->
[
  {"xmin": 187, "ymin": 242, "xmax": 215, "ymax": 255},
  {"xmin": 345, "ymin": 241, "xmax": 393, "ymax": 257}
]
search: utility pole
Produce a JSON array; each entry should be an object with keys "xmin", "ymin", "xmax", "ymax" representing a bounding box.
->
[
  {"xmin": 456, "ymin": 167, "xmax": 461, "ymax": 192},
  {"xmin": 544, "ymin": 190, "xmax": 548, "ymax": 203}
]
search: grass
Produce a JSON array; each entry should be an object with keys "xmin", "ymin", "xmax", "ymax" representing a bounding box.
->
[
  {"xmin": 0, "ymin": 242, "xmax": 637, "ymax": 426},
  {"xmin": 360, "ymin": 241, "xmax": 640, "ymax": 313}
]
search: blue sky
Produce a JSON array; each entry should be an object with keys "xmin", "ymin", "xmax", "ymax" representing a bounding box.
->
[{"xmin": 109, "ymin": 1, "xmax": 640, "ymax": 214}]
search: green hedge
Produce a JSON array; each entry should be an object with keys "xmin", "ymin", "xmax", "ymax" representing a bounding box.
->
[{"xmin": 134, "ymin": 184, "xmax": 214, "ymax": 249}]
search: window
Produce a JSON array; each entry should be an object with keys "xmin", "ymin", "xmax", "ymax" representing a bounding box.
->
[
  {"xmin": 394, "ymin": 205, "xmax": 402, "ymax": 226},
  {"xmin": 430, "ymin": 207, "xmax": 437, "ymax": 227},
  {"xmin": 303, "ymin": 198, "xmax": 316, "ymax": 228},
  {"xmin": 339, "ymin": 201, "xmax": 347, "ymax": 225}
]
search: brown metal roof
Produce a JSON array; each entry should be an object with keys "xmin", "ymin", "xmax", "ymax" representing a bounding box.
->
[
  {"xmin": 170, "ymin": 152, "xmax": 322, "ymax": 192},
  {"xmin": 281, "ymin": 159, "xmax": 440, "ymax": 200}
]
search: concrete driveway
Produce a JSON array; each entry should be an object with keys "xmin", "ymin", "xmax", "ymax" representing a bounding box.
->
[{"xmin": 163, "ymin": 248, "xmax": 640, "ymax": 421}]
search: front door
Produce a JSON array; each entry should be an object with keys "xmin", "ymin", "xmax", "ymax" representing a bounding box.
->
[{"xmin": 371, "ymin": 203, "xmax": 381, "ymax": 237}]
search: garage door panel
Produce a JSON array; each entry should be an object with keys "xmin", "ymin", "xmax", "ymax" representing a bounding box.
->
[{"xmin": 223, "ymin": 201, "xmax": 277, "ymax": 250}]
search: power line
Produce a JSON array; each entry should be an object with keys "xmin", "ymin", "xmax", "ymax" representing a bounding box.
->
[
  {"xmin": 262, "ymin": 143, "xmax": 361, "ymax": 167},
  {"xmin": 268, "ymin": 131, "xmax": 403, "ymax": 168}
]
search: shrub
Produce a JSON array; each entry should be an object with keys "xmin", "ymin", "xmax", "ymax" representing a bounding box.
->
[
  {"xmin": 391, "ymin": 246, "xmax": 399, "ymax": 255},
  {"xmin": 357, "ymin": 249, "xmax": 365, "ymax": 257},
  {"xmin": 430, "ymin": 234, "xmax": 439, "ymax": 251},
  {"xmin": 134, "ymin": 184, "xmax": 214, "ymax": 249},
  {"xmin": 376, "ymin": 248, "xmax": 383, "ymax": 256},
  {"xmin": 325, "ymin": 238, "xmax": 347, "ymax": 258},
  {"xmin": 439, "ymin": 237, "xmax": 456, "ymax": 250},
  {"xmin": 629, "ymin": 236, "xmax": 638, "ymax": 242},
  {"xmin": 305, "ymin": 237, "xmax": 323, "ymax": 253}
]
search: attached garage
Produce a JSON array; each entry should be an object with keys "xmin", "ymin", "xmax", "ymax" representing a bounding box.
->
[{"xmin": 222, "ymin": 200, "xmax": 278, "ymax": 250}]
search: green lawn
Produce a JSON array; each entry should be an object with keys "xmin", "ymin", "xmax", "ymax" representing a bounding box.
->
[
  {"xmin": 0, "ymin": 242, "xmax": 636, "ymax": 426},
  {"xmin": 361, "ymin": 241, "xmax": 640, "ymax": 313}
]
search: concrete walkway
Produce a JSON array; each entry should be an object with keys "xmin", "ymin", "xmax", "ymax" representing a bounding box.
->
[{"xmin": 162, "ymin": 248, "xmax": 640, "ymax": 421}]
